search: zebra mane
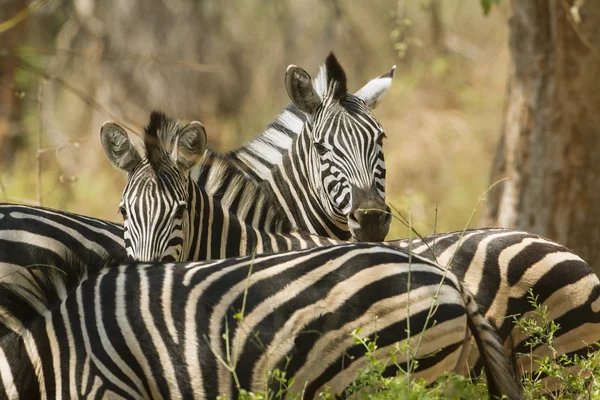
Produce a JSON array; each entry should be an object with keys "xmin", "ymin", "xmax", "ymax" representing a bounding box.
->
[
  {"xmin": 144, "ymin": 111, "xmax": 180, "ymax": 167},
  {"xmin": 227, "ymin": 103, "xmax": 305, "ymax": 171},
  {"xmin": 313, "ymin": 52, "xmax": 348, "ymax": 101},
  {"xmin": 195, "ymin": 149, "xmax": 290, "ymax": 230},
  {"xmin": 0, "ymin": 253, "xmax": 119, "ymax": 334},
  {"xmin": 229, "ymin": 53, "xmax": 355, "ymax": 171}
]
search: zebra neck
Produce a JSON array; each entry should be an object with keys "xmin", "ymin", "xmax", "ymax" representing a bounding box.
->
[
  {"xmin": 187, "ymin": 166, "xmax": 306, "ymax": 260},
  {"xmin": 265, "ymin": 130, "xmax": 351, "ymax": 240},
  {"xmin": 227, "ymin": 104, "xmax": 305, "ymax": 181}
]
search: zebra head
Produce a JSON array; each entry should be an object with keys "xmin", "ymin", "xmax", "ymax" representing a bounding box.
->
[
  {"xmin": 100, "ymin": 112, "xmax": 207, "ymax": 261},
  {"xmin": 285, "ymin": 53, "xmax": 394, "ymax": 242}
]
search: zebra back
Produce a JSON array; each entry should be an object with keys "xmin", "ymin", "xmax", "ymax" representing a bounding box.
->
[
  {"xmin": 0, "ymin": 243, "xmax": 520, "ymax": 399},
  {"xmin": 389, "ymin": 227, "xmax": 600, "ymax": 389},
  {"xmin": 0, "ymin": 203, "xmax": 125, "ymax": 283}
]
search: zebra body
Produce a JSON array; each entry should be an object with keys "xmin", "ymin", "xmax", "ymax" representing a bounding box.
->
[
  {"xmin": 389, "ymin": 228, "xmax": 600, "ymax": 386},
  {"xmin": 229, "ymin": 53, "xmax": 394, "ymax": 242},
  {"xmin": 0, "ymin": 243, "xmax": 520, "ymax": 399},
  {"xmin": 2, "ymin": 201, "xmax": 597, "ymax": 388},
  {"xmin": 0, "ymin": 203, "xmax": 125, "ymax": 281}
]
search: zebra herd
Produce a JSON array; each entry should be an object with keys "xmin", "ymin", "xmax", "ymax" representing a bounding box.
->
[{"xmin": 0, "ymin": 53, "xmax": 597, "ymax": 399}]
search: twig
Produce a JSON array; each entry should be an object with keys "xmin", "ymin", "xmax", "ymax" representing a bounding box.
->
[
  {"xmin": 7, "ymin": 57, "xmax": 141, "ymax": 134},
  {"xmin": 36, "ymin": 77, "xmax": 46, "ymax": 206},
  {"xmin": 560, "ymin": 0, "xmax": 600, "ymax": 59},
  {"xmin": 409, "ymin": 179, "xmax": 508, "ymax": 365},
  {"xmin": 405, "ymin": 211, "xmax": 412, "ymax": 382},
  {"xmin": 0, "ymin": 0, "xmax": 51, "ymax": 34},
  {"xmin": 15, "ymin": 47, "xmax": 224, "ymax": 73},
  {"xmin": 0, "ymin": 176, "xmax": 6, "ymax": 198}
]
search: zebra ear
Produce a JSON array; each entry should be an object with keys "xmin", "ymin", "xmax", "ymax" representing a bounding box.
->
[
  {"xmin": 100, "ymin": 122, "xmax": 141, "ymax": 173},
  {"xmin": 355, "ymin": 65, "xmax": 396, "ymax": 109},
  {"xmin": 171, "ymin": 121, "xmax": 207, "ymax": 172},
  {"xmin": 285, "ymin": 65, "xmax": 322, "ymax": 114}
]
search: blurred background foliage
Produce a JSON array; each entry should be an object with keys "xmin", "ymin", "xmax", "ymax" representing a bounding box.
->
[{"xmin": 0, "ymin": 0, "xmax": 509, "ymax": 240}]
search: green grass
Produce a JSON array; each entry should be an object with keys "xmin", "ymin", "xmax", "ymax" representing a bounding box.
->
[{"xmin": 212, "ymin": 288, "xmax": 600, "ymax": 400}]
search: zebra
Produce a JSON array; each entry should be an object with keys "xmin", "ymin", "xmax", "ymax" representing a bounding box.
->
[
  {"xmin": 228, "ymin": 53, "xmax": 395, "ymax": 242},
  {"xmin": 390, "ymin": 228, "xmax": 600, "ymax": 392},
  {"xmin": 3, "ymin": 202, "xmax": 597, "ymax": 391},
  {"xmin": 0, "ymin": 243, "xmax": 521, "ymax": 399},
  {"xmin": 102, "ymin": 111, "xmax": 600, "ymax": 381},
  {"xmin": 100, "ymin": 111, "xmax": 341, "ymax": 262},
  {"xmin": 0, "ymin": 203, "xmax": 126, "ymax": 283},
  {"xmin": 0, "ymin": 53, "xmax": 394, "ymax": 273}
]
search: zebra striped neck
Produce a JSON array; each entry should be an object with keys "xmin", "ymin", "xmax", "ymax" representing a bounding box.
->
[
  {"xmin": 186, "ymin": 153, "xmax": 341, "ymax": 260},
  {"xmin": 190, "ymin": 149, "xmax": 290, "ymax": 231},
  {"xmin": 226, "ymin": 106, "xmax": 353, "ymax": 241},
  {"xmin": 228, "ymin": 103, "xmax": 305, "ymax": 181}
]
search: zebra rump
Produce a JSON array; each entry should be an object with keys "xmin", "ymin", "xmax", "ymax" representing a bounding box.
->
[
  {"xmin": 0, "ymin": 243, "xmax": 521, "ymax": 399},
  {"xmin": 389, "ymin": 228, "xmax": 600, "ymax": 389}
]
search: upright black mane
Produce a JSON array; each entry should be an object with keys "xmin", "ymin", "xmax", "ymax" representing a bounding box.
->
[
  {"xmin": 144, "ymin": 111, "xmax": 180, "ymax": 166},
  {"xmin": 325, "ymin": 53, "xmax": 348, "ymax": 100}
]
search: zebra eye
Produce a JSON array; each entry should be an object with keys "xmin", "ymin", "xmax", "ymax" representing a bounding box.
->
[
  {"xmin": 174, "ymin": 203, "xmax": 187, "ymax": 219},
  {"xmin": 314, "ymin": 142, "xmax": 328, "ymax": 157},
  {"xmin": 118, "ymin": 205, "xmax": 128, "ymax": 220}
]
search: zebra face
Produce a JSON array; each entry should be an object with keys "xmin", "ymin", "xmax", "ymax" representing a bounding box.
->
[
  {"xmin": 101, "ymin": 112, "xmax": 207, "ymax": 261},
  {"xmin": 118, "ymin": 161, "xmax": 191, "ymax": 261},
  {"xmin": 286, "ymin": 53, "xmax": 394, "ymax": 241}
]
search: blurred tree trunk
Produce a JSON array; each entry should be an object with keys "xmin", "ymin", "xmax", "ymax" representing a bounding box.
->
[
  {"xmin": 484, "ymin": 0, "xmax": 600, "ymax": 273},
  {"xmin": 0, "ymin": 0, "xmax": 26, "ymax": 166},
  {"xmin": 429, "ymin": 0, "xmax": 446, "ymax": 53}
]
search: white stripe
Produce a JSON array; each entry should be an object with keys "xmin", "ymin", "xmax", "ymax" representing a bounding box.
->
[
  {"xmin": 76, "ymin": 275, "xmax": 138, "ymax": 398},
  {"xmin": 45, "ymin": 314, "xmax": 62, "ymax": 400},
  {"xmin": 115, "ymin": 266, "xmax": 162, "ymax": 398},
  {"xmin": 0, "ymin": 345, "xmax": 19, "ymax": 399},
  {"xmin": 21, "ymin": 329, "xmax": 46, "ymax": 398},
  {"xmin": 94, "ymin": 272, "xmax": 148, "ymax": 397},
  {"xmin": 60, "ymin": 301, "xmax": 78, "ymax": 400},
  {"xmin": 139, "ymin": 267, "xmax": 180, "ymax": 396},
  {"xmin": 162, "ymin": 266, "xmax": 179, "ymax": 344}
]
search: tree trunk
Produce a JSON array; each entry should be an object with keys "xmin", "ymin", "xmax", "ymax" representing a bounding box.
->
[{"xmin": 484, "ymin": 0, "xmax": 600, "ymax": 273}]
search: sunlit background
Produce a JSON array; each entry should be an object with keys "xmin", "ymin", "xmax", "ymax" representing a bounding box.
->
[{"xmin": 1, "ymin": 0, "xmax": 509, "ymax": 239}]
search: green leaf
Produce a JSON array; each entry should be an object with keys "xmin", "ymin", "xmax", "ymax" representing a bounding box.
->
[{"xmin": 481, "ymin": 0, "xmax": 500, "ymax": 16}]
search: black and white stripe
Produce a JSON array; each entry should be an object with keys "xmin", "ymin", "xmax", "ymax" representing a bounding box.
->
[
  {"xmin": 389, "ymin": 228, "xmax": 600, "ymax": 389},
  {"xmin": 101, "ymin": 111, "xmax": 339, "ymax": 262},
  {"xmin": 0, "ymin": 243, "xmax": 520, "ymax": 399},
  {"xmin": 229, "ymin": 53, "xmax": 395, "ymax": 242},
  {"xmin": 0, "ymin": 203, "xmax": 125, "ymax": 283}
]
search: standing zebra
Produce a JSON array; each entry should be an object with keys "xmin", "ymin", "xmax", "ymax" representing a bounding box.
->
[
  {"xmin": 389, "ymin": 228, "xmax": 600, "ymax": 390},
  {"xmin": 100, "ymin": 111, "xmax": 340, "ymax": 261},
  {"xmin": 228, "ymin": 53, "xmax": 395, "ymax": 241},
  {"xmin": 0, "ymin": 243, "xmax": 521, "ymax": 399},
  {"xmin": 103, "ymin": 111, "xmax": 600, "ymax": 376}
]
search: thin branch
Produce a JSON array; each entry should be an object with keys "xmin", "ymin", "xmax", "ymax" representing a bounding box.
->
[
  {"xmin": 7, "ymin": 57, "xmax": 142, "ymax": 134},
  {"xmin": 36, "ymin": 77, "xmax": 46, "ymax": 206},
  {"xmin": 0, "ymin": 0, "xmax": 51, "ymax": 34},
  {"xmin": 560, "ymin": 0, "xmax": 600, "ymax": 59},
  {"xmin": 15, "ymin": 47, "xmax": 224, "ymax": 73}
]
